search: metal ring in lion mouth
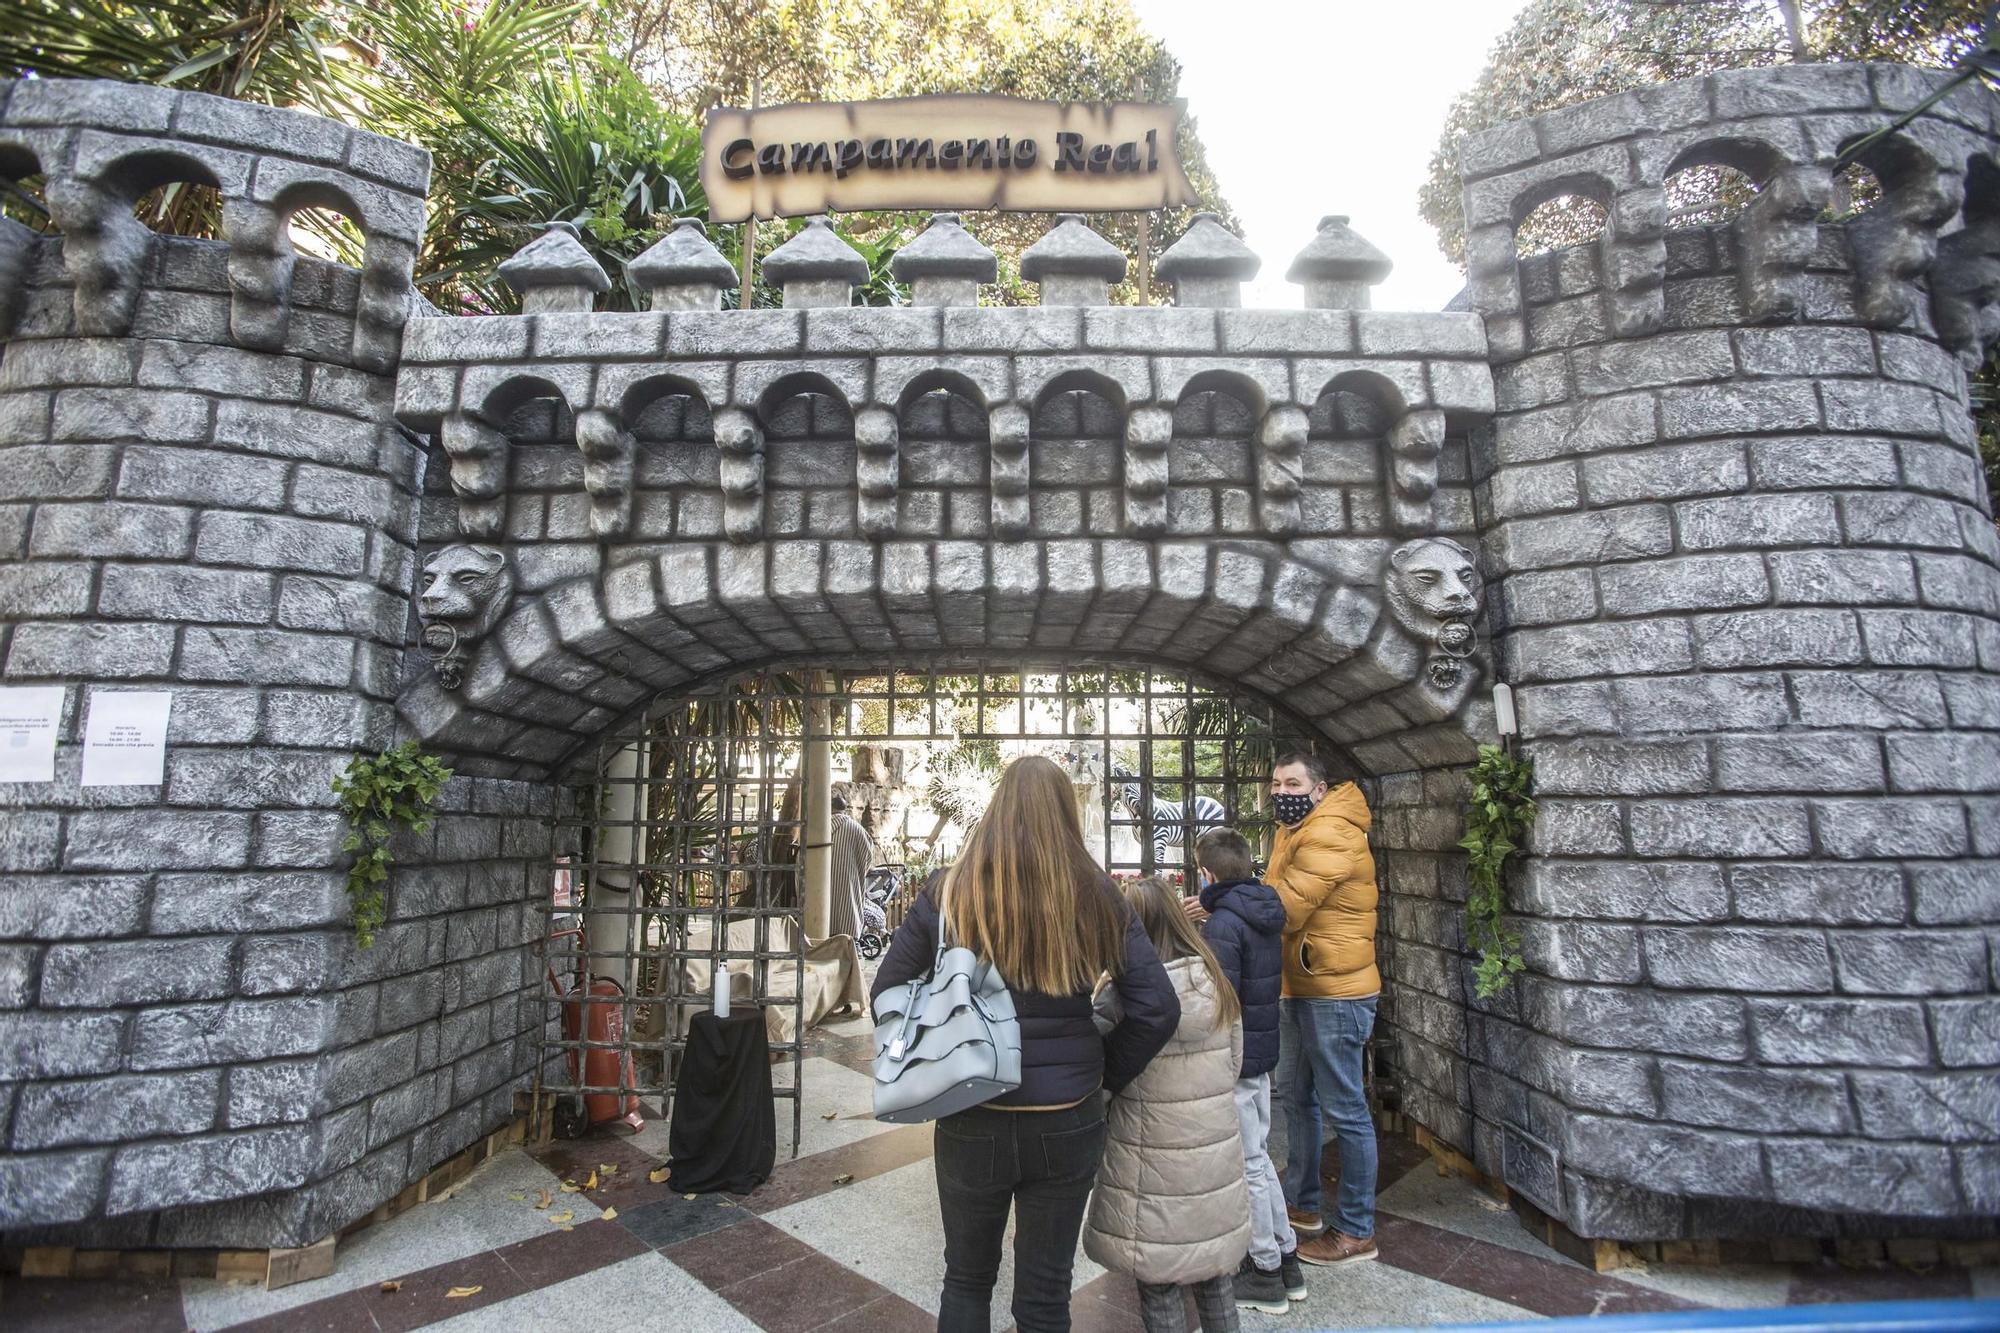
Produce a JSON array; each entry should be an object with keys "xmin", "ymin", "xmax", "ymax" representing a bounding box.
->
[{"xmin": 420, "ymin": 621, "xmax": 459, "ymax": 661}]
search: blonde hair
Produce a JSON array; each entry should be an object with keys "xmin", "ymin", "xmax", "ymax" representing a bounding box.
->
[
  {"xmin": 943, "ymin": 754, "xmax": 1127, "ymax": 994},
  {"xmin": 1123, "ymin": 876, "xmax": 1242, "ymax": 1029}
]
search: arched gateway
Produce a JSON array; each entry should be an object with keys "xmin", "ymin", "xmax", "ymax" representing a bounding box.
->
[{"xmin": 1, "ymin": 66, "xmax": 1995, "ymax": 1258}]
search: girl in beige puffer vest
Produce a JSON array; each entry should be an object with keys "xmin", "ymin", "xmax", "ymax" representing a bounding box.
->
[{"xmin": 1084, "ymin": 878, "xmax": 1251, "ymax": 1333}]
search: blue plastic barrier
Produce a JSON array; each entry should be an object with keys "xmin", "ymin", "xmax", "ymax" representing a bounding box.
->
[{"xmin": 1337, "ymin": 1300, "xmax": 2000, "ymax": 1333}]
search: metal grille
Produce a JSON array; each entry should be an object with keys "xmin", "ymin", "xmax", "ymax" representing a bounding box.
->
[{"xmin": 540, "ymin": 662, "xmax": 1318, "ymax": 1156}]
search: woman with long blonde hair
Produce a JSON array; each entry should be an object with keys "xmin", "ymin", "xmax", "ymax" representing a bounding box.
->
[
  {"xmin": 871, "ymin": 755, "xmax": 1179, "ymax": 1333},
  {"xmin": 1084, "ymin": 876, "xmax": 1251, "ymax": 1333}
]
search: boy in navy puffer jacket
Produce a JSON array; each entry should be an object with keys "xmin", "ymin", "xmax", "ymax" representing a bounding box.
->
[{"xmin": 1193, "ymin": 827, "xmax": 1303, "ymax": 1315}]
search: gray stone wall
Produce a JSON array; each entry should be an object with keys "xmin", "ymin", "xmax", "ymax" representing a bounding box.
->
[
  {"xmin": 1446, "ymin": 63, "xmax": 2000, "ymax": 1238},
  {"xmin": 2, "ymin": 63, "xmax": 1995, "ymax": 1251},
  {"xmin": 0, "ymin": 83, "xmax": 545, "ymax": 1248}
]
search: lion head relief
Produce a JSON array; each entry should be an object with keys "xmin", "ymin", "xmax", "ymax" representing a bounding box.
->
[
  {"xmin": 417, "ymin": 544, "xmax": 513, "ymax": 690},
  {"xmin": 1385, "ymin": 537, "xmax": 1483, "ymax": 689}
]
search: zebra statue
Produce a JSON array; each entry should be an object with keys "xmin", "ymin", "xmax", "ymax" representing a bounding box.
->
[{"xmin": 1109, "ymin": 766, "xmax": 1227, "ymax": 864}]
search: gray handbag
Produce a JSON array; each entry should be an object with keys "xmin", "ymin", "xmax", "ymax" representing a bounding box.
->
[{"xmin": 870, "ymin": 893, "xmax": 1022, "ymax": 1123}]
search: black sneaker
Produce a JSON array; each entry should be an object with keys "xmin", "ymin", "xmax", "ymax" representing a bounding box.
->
[
  {"xmin": 1279, "ymin": 1247, "xmax": 1307, "ymax": 1300},
  {"xmin": 1235, "ymin": 1255, "xmax": 1289, "ymax": 1315}
]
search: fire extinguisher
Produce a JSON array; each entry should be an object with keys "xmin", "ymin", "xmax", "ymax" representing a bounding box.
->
[{"xmin": 544, "ymin": 928, "xmax": 644, "ymax": 1134}]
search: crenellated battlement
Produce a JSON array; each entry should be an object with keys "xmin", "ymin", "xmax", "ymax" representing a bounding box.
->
[
  {"xmin": 1460, "ymin": 63, "xmax": 1998, "ymax": 365},
  {"xmin": 0, "ymin": 78, "xmax": 429, "ymax": 371}
]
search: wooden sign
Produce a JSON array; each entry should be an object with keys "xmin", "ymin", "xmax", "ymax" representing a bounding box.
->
[{"xmin": 701, "ymin": 95, "xmax": 1197, "ymax": 223}]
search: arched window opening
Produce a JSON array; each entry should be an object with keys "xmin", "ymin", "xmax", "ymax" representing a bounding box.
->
[
  {"xmin": 1303, "ymin": 384, "xmax": 1395, "ymax": 537},
  {"xmin": 491, "ymin": 382, "xmax": 578, "ymax": 542},
  {"xmin": 1665, "ymin": 163, "xmax": 1761, "ymax": 228},
  {"xmin": 899, "ymin": 387, "xmax": 990, "ymax": 537},
  {"xmin": 629, "ymin": 388, "xmax": 717, "ymax": 541},
  {"xmin": 0, "ymin": 144, "xmax": 50, "ymax": 235},
  {"xmin": 1030, "ymin": 376, "xmax": 1124, "ymax": 537},
  {"xmin": 132, "ymin": 179, "xmax": 226, "ymax": 238},
  {"xmin": 762, "ymin": 381, "xmax": 856, "ymax": 539},
  {"xmin": 1514, "ymin": 193, "xmax": 1608, "ymax": 257},
  {"xmin": 1169, "ymin": 378, "xmax": 1259, "ymax": 536},
  {"xmin": 289, "ymin": 204, "xmax": 368, "ymax": 267}
]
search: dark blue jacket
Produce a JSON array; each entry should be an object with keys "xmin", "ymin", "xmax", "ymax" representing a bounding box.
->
[
  {"xmin": 1199, "ymin": 876, "xmax": 1286, "ymax": 1078},
  {"xmin": 871, "ymin": 880, "xmax": 1179, "ymax": 1106}
]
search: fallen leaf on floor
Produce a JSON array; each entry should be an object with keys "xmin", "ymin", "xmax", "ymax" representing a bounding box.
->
[
  {"xmin": 598, "ymin": 1163, "xmax": 619, "ymax": 1175},
  {"xmin": 583, "ymin": 1169, "xmax": 599, "ymax": 1190},
  {"xmin": 648, "ymin": 1167, "xmax": 670, "ymax": 1184},
  {"xmin": 718, "ymin": 1201, "xmax": 735, "ymax": 1209},
  {"xmin": 601, "ymin": 1206, "xmax": 618, "ymax": 1220},
  {"xmin": 378, "ymin": 1281, "xmax": 402, "ymax": 1293},
  {"xmin": 533, "ymin": 1189, "xmax": 553, "ymax": 1209},
  {"xmin": 560, "ymin": 1180, "xmax": 583, "ymax": 1193},
  {"xmin": 445, "ymin": 1286, "xmax": 482, "ymax": 1299},
  {"xmin": 683, "ymin": 1192, "xmax": 697, "ymax": 1200},
  {"xmin": 548, "ymin": 1210, "xmax": 574, "ymax": 1225},
  {"xmin": 506, "ymin": 1192, "xmax": 526, "ymax": 1202},
  {"xmin": 821, "ymin": 1112, "xmax": 837, "ymax": 1120},
  {"xmin": 833, "ymin": 1174, "xmax": 854, "ymax": 1185}
]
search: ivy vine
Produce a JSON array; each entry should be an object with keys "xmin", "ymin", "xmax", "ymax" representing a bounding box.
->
[
  {"xmin": 332, "ymin": 742, "xmax": 453, "ymax": 949},
  {"xmin": 1459, "ymin": 743, "xmax": 1536, "ymax": 999}
]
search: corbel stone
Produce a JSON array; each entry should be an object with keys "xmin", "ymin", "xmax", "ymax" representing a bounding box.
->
[
  {"xmin": 854, "ymin": 405, "xmax": 900, "ymax": 539},
  {"xmin": 1602, "ymin": 186, "xmax": 1666, "ymax": 338},
  {"xmin": 222, "ymin": 197, "xmax": 293, "ymax": 351},
  {"xmin": 353, "ymin": 233, "xmax": 418, "ymax": 373},
  {"xmin": 1735, "ymin": 163, "xmax": 1831, "ymax": 322},
  {"xmin": 988, "ymin": 402, "xmax": 1031, "ymax": 540},
  {"xmin": 713, "ymin": 406, "xmax": 766, "ymax": 543},
  {"xmin": 440, "ymin": 411, "xmax": 512, "ymax": 539},
  {"xmin": 1122, "ymin": 404, "xmax": 1173, "ymax": 536},
  {"xmin": 1256, "ymin": 405, "xmax": 1307, "ymax": 536},
  {"xmin": 1387, "ymin": 408, "xmax": 1447, "ymax": 533},
  {"xmin": 574, "ymin": 407, "xmax": 637, "ymax": 539},
  {"xmin": 1852, "ymin": 163, "xmax": 1962, "ymax": 329},
  {"xmin": 46, "ymin": 174, "xmax": 151, "ymax": 336},
  {"xmin": 1932, "ymin": 205, "xmax": 2000, "ymax": 369},
  {"xmin": 1463, "ymin": 221, "xmax": 1525, "ymax": 360}
]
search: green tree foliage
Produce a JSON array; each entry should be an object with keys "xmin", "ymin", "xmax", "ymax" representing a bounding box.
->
[
  {"xmin": 1, "ymin": 0, "xmax": 1233, "ymax": 308},
  {"xmin": 1418, "ymin": 0, "xmax": 1990, "ymax": 265}
]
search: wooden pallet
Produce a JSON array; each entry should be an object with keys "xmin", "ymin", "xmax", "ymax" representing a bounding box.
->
[{"xmin": 3, "ymin": 1111, "xmax": 531, "ymax": 1291}]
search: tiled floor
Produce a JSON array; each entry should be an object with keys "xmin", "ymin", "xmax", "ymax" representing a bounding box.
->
[{"xmin": 6, "ymin": 1009, "xmax": 1997, "ymax": 1332}]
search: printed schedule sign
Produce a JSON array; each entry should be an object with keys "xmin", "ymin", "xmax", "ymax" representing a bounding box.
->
[
  {"xmin": 0, "ymin": 685, "xmax": 65, "ymax": 783},
  {"xmin": 79, "ymin": 690, "xmax": 172, "ymax": 787}
]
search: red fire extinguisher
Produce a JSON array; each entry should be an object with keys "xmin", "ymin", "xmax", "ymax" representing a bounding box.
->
[{"xmin": 545, "ymin": 928, "xmax": 644, "ymax": 1133}]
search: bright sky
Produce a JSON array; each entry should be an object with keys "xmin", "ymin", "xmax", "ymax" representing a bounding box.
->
[{"xmin": 1132, "ymin": 0, "xmax": 1529, "ymax": 312}]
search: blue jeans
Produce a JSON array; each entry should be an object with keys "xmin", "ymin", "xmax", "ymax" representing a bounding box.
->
[{"xmin": 1279, "ymin": 995, "xmax": 1378, "ymax": 1239}]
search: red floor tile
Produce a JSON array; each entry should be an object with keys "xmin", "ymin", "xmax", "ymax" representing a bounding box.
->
[
  {"xmin": 713, "ymin": 1251, "xmax": 887, "ymax": 1333},
  {"xmin": 0, "ymin": 1277, "xmax": 187, "ymax": 1333},
  {"xmin": 665, "ymin": 1214, "xmax": 823, "ymax": 1289}
]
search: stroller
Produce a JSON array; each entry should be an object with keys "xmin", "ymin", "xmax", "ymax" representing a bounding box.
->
[{"xmin": 855, "ymin": 863, "xmax": 903, "ymax": 959}]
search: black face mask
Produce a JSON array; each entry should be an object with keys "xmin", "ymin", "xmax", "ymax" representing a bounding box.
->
[{"xmin": 1273, "ymin": 791, "xmax": 1317, "ymax": 827}]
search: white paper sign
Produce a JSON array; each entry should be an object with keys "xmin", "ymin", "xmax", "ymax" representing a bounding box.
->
[
  {"xmin": 80, "ymin": 691, "xmax": 173, "ymax": 787},
  {"xmin": 0, "ymin": 686, "xmax": 65, "ymax": 783}
]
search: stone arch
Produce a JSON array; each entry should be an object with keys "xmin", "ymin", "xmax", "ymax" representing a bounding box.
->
[
  {"xmin": 1836, "ymin": 130, "xmax": 1963, "ymax": 329},
  {"xmin": 0, "ymin": 140, "xmax": 47, "ymax": 337},
  {"xmin": 1166, "ymin": 369, "xmax": 1263, "ymax": 538},
  {"xmin": 895, "ymin": 371, "xmax": 990, "ymax": 539},
  {"xmin": 223, "ymin": 176, "xmax": 371, "ymax": 352},
  {"xmin": 437, "ymin": 373, "xmax": 579, "ymax": 542},
  {"xmin": 1301, "ymin": 370, "xmax": 1403, "ymax": 539},
  {"xmin": 620, "ymin": 373, "xmax": 719, "ymax": 542},
  {"xmin": 394, "ymin": 539, "xmax": 1481, "ymax": 783},
  {"xmin": 46, "ymin": 147, "xmax": 228, "ymax": 336},
  {"xmin": 755, "ymin": 370, "xmax": 858, "ymax": 541},
  {"xmin": 1029, "ymin": 369, "xmax": 1126, "ymax": 537}
]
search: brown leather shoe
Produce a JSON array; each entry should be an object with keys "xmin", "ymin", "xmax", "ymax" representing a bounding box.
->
[
  {"xmin": 1286, "ymin": 1206, "xmax": 1325, "ymax": 1235},
  {"xmin": 1296, "ymin": 1230, "xmax": 1378, "ymax": 1265}
]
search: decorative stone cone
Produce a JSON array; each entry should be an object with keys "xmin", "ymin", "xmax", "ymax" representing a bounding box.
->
[
  {"xmin": 1020, "ymin": 213, "xmax": 1127, "ymax": 306},
  {"xmin": 1154, "ymin": 211, "xmax": 1260, "ymax": 308},
  {"xmin": 1285, "ymin": 214, "xmax": 1392, "ymax": 310},
  {"xmin": 627, "ymin": 218, "xmax": 738, "ymax": 310},
  {"xmin": 496, "ymin": 220, "xmax": 611, "ymax": 313},
  {"xmin": 891, "ymin": 212, "xmax": 999, "ymax": 307},
  {"xmin": 762, "ymin": 216, "xmax": 870, "ymax": 304}
]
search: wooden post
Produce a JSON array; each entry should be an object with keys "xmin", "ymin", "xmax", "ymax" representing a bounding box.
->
[
  {"xmin": 1136, "ymin": 210, "xmax": 1151, "ymax": 305},
  {"xmin": 739, "ymin": 76, "xmax": 761, "ymax": 310}
]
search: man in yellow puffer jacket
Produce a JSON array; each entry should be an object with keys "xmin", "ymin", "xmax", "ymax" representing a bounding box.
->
[{"xmin": 1264, "ymin": 750, "xmax": 1381, "ymax": 1268}]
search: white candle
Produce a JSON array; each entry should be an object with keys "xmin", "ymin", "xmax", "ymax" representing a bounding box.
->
[
  {"xmin": 712, "ymin": 962, "xmax": 731, "ymax": 1019},
  {"xmin": 1493, "ymin": 682, "xmax": 1518, "ymax": 738}
]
